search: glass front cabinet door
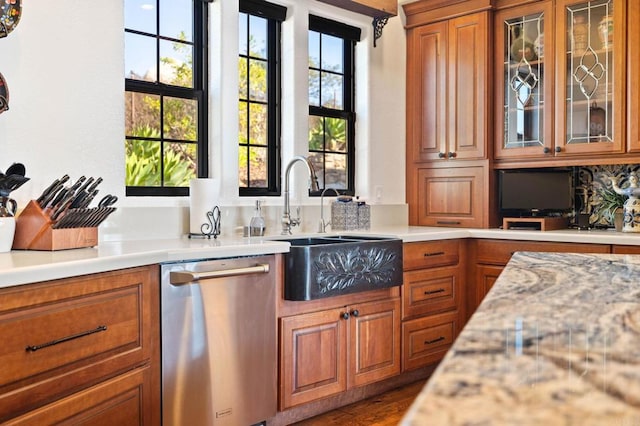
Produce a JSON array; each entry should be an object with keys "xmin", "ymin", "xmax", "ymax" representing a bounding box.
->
[
  {"xmin": 495, "ymin": 2, "xmax": 554, "ymax": 160},
  {"xmin": 555, "ymin": 0, "xmax": 625, "ymax": 156}
]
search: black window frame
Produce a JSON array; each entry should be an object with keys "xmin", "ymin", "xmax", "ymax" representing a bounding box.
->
[
  {"xmin": 125, "ymin": 0, "xmax": 209, "ymax": 197},
  {"xmin": 238, "ymin": 0, "xmax": 286, "ymax": 197},
  {"xmin": 308, "ymin": 15, "xmax": 360, "ymax": 197}
]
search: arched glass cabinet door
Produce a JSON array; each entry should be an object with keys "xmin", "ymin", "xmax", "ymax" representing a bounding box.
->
[
  {"xmin": 494, "ymin": 1, "xmax": 554, "ymax": 160},
  {"xmin": 555, "ymin": 0, "xmax": 625, "ymax": 155}
]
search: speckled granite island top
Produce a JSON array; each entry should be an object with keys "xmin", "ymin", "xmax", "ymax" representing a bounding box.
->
[{"xmin": 401, "ymin": 252, "xmax": 640, "ymax": 425}]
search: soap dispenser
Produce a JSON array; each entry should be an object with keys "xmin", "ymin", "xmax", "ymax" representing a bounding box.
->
[{"xmin": 249, "ymin": 200, "xmax": 266, "ymax": 237}]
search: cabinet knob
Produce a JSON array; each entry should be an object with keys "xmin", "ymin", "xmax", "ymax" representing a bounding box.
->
[
  {"xmin": 555, "ymin": 146, "xmax": 562, "ymax": 153},
  {"xmin": 438, "ymin": 152, "xmax": 446, "ymax": 159},
  {"xmin": 350, "ymin": 309, "xmax": 360, "ymax": 318},
  {"xmin": 448, "ymin": 151, "xmax": 456, "ymax": 158},
  {"xmin": 341, "ymin": 312, "xmax": 350, "ymax": 320},
  {"xmin": 543, "ymin": 147, "xmax": 551, "ymax": 154}
]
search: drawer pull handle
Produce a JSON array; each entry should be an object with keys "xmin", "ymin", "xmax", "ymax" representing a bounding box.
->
[
  {"xmin": 425, "ymin": 336, "xmax": 445, "ymax": 345},
  {"xmin": 424, "ymin": 288, "xmax": 445, "ymax": 295},
  {"xmin": 423, "ymin": 251, "xmax": 445, "ymax": 257},
  {"xmin": 436, "ymin": 221, "xmax": 461, "ymax": 225},
  {"xmin": 26, "ymin": 325, "xmax": 107, "ymax": 353}
]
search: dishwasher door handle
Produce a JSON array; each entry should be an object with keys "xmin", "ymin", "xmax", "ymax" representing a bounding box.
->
[{"xmin": 170, "ymin": 263, "xmax": 270, "ymax": 285}]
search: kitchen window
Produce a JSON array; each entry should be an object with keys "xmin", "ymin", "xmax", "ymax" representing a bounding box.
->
[
  {"xmin": 124, "ymin": 0, "xmax": 208, "ymax": 196},
  {"xmin": 238, "ymin": 0, "xmax": 286, "ymax": 196},
  {"xmin": 308, "ymin": 15, "xmax": 360, "ymax": 196}
]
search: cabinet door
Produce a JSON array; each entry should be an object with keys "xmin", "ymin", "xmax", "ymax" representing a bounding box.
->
[
  {"xmin": 348, "ymin": 298, "xmax": 401, "ymax": 388},
  {"xmin": 416, "ymin": 166, "xmax": 485, "ymax": 227},
  {"xmin": 555, "ymin": 0, "xmax": 625, "ymax": 156},
  {"xmin": 447, "ymin": 12, "xmax": 488, "ymax": 160},
  {"xmin": 494, "ymin": 2, "xmax": 555, "ymax": 160},
  {"xmin": 279, "ymin": 309, "xmax": 347, "ymax": 409},
  {"xmin": 628, "ymin": 0, "xmax": 640, "ymax": 152},
  {"xmin": 407, "ymin": 21, "xmax": 448, "ymax": 162},
  {"xmin": 474, "ymin": 264, "xmax": 504, "ymax": 312}
]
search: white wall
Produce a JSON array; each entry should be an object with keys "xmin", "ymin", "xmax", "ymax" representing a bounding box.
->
[{"xmin": 0, "ymin": 0, "xmax": 407, "ymax": 238}]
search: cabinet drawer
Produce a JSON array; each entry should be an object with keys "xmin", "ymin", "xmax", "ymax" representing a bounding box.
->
[
  {"xmin": 403, "ymin": 240, "xmax": 460, "ymax": 270},
  {"xmin": 0, "ymin": 266, "xmax": 157, "ymax": 421},
  {"xmin": 474, "ymin": 239, "xmax": 610, "ymax": 265},
  {"xmin": 4, "ymin": 366, "xmax": 151, "ymax": 426},
  {"xmin": 402, "ymin": 311, "xmax": 459, "ymax": 372},
  {"xmin": 402, "ymin": 266, "xmax": 461, "ymax": 319}
]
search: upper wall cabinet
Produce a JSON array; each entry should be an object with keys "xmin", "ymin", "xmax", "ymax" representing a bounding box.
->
[
  {"xmin": 407, "ymin": 12, "xmax": 489, "ymax": 162},
  {"xmin": 494, "ymin": 0, "xmax": 626, "ymax": 163},
  {"xmin": 494, "ymin": 1, "xmax": 555, "ymax": 160},
  {"xmin": 555, "ymin": 0, "xmax": 625, "ymax": 156},
  {"xmin": 627, "ymin": 0, "xmax": 640, "ymax": 152}
]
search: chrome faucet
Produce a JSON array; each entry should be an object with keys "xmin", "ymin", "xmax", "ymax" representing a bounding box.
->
[
  {"xmin": 318, "ymin": 187, "xmax": 340, "ymax": 233},
  {"xmin": 282, "ymin": 156, "xmax": 320, "ymax": 235}
]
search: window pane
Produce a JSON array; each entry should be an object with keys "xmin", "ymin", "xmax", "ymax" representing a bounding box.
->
[
  {"xmin": 159, "ymin": 40, "xmax": 193, "ymax": 88},
  {"xmin": 239, "ymin": 58, "xmax": 248, "ymax": 99},
  {"xmin": 239, "ymin": 13, "xmax": 248, "ymax": 56},
  {"xmin": 249, "ymin": 103, "xmax": 268, "ymax": 146},
  {"xmin": 249, "ymin": 59, "xmax": 267, "ymax": 101},
  {"xmin": 160, "ymin": 0, "xmax": 192, "ymax": 41},
  {"xmin": 309, "ymin": 69, "xmax": 320, "ymax": 106},
  {"xmin": 309, "ymin": 31, "xmax": 320, "ymax": 68},
  {"xmin": 239, "ymin": 101, "xmax": 248, "ymax": 143},
  {"xmin": 308, "ymin": 152, "xmax": 325, "ymax": 188},
  {"xmin": 125, "ymin": 33, "xmax": 156, "ymax": 81},
  {"xmin": 321, "ymin": 34, "xmax": 343, "ymax": 73},
  {"xmin": 324, "ymin": 153, "xmax": 347, "ymax": 188},
  {"xmin": 249, "ymin": 15, "xmax": 268, "ymax": 59},
  {"xmin": 126, "ymin": 139, "xmax": 162, "ymax": 186},
  {"xmin": 309, "ymin": 115, "xmax": 324, "ymax": 151},
  {"xmin": 125, "ymin": 92, "xmax": 161, "ymax": 137},
  {"xmin": 124, "ymin": 0, "xmax": 156, "ymax": 34},
  {"xmin": 324, "ymin": 117, "xmax": 347, "ymax": 152},
  {"xmin": 249, "ymin": 147, "xmax": 268, "ymax": 187},
  {"xmin": 163, "ymin": 97, "xmax": 197, "ymax": 141},
  {"xmin": 163, "ymin": 142, "xmax": 197, "ymax": 186},
  {"xmin": 239, "ymin": 146, "xmax": 249, "ymax": 188},
  {"xmin": 321, "ymin": 72, "xmax": 343, "ymax": 109}
]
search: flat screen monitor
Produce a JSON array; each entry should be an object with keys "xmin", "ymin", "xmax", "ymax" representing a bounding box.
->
[{"xmin": 499, "ymin": 169, "xmax": 573, "ymax": 216}]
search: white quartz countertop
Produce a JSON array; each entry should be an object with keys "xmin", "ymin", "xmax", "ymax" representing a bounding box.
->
[
  {"xmin": 401, "ymin": 251, "xmax": 640, "ymax": 425},
  {"xmin": 2, "ymin": 226, "xmax": 640, "ymax": 288}
]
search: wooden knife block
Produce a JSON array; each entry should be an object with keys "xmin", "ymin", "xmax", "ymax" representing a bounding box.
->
[{"xmin": 12, "ymin": 200, "xmax": 98, "ymax": 250}]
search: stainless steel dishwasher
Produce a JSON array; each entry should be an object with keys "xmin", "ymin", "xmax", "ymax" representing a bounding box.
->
[{"xmin": 161, "ymin": 255, "xmax": 277, "ymax": 426}]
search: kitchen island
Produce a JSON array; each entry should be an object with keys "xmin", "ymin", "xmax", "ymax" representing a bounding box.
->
[{"xmin": 401, "ymin": 251, "xmax": 640, "ymax": 425}]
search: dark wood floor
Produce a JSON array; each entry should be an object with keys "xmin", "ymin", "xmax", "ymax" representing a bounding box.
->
[{"xmin": 291, "ymin": 380, "xmax": 426, "ymax": 426}]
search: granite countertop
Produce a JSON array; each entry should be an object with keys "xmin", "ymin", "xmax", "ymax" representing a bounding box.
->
[
  {"xmin": 401, "ymin": 251, "xmax": 640, "ymax": 425},
  {"xmin": 1, "ymin": 226, "xmax": 640, "ymax": 288}
]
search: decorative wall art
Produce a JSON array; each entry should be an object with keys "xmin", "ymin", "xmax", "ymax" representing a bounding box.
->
[
  {"xmin": 0, "ymin": 0, "xmax": 21, "ymax": 38},
  {"xmin": 0, "ymin": 72, "xmax": 8, "ymax": 114}
]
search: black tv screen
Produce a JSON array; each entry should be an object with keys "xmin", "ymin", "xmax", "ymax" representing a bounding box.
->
[{"xmin": 499, "ymin": 169, "xmax": 573, "ymax": 215}]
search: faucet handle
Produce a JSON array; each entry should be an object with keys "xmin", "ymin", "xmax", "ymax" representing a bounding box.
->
[{"xmin": 290, "ymin": 206, "xmax": 301, "ymax": 227}]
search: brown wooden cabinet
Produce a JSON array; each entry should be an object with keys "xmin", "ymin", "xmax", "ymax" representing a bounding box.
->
[
  {"xmin": 413, "ymin": 165, "xmax": 487, "ymax": 227},
  {"xmin": 627, "ymin": 0, "xmax": 640, "ymax": 153},
  {"xmin": 468, "ymin": 239, "xmax": 610, "ymax": 317},
  {"xmin": 401, "ymin": 240, "xmax": 465, "ymax": 371},
  {"xmin": 0, "ymin": 266, "xmax": 160, "ymax": 425},
  {"xmin": 279, "ymin": 297, "xmax": 400, "ymax": 409},
  {"xmin": 494, "ymin": 0, "xmax": 627, "ymax": 166},
  {"xmin": 405, "ymin": 1, "xmax": 493, "ymax": 228}
]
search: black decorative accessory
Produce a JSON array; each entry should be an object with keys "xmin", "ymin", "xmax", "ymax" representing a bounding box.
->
[
  {"xmin": 0, "ymin": 72, "xmax": 8, "ymax": 114},
  {"xmin": 189, "ymin": 205, "xmax": 221, "ymax": 239},
  {"xmin": 0, "ymin": 0, "xmax": 22, "ymax": 38},
  {"xmin": 372, "ymin": 16, "xmax": 389, "ymax": 48}
]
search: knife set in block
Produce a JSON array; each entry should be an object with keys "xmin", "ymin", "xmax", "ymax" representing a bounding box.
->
[{"xmin": 12, "ymin": 200, "xmax": 115, "ymax": 250}]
